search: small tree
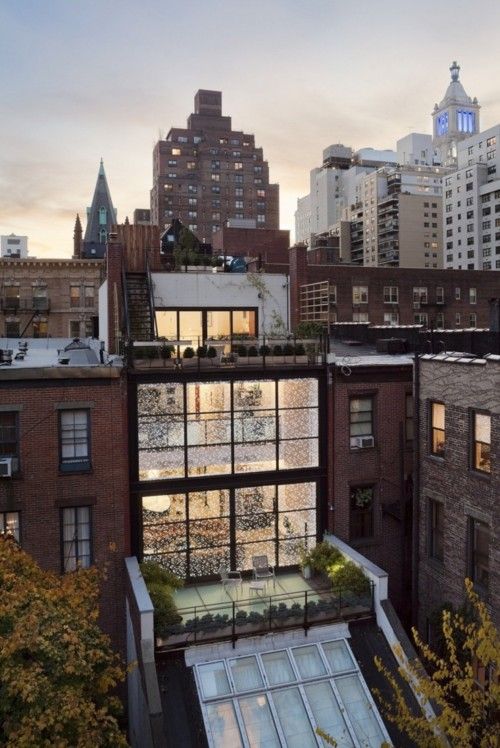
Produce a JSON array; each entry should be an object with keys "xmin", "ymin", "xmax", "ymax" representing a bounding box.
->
[
  {"xmin": 0, "ymin": 536, "xmax": 127, "ymax": 747},
  {"xmin": 374, "ymin": 579, "xmax": 500, "ymax": 747}
]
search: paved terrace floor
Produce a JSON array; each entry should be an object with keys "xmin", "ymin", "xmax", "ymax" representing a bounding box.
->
[{"xmin": 173, "ymin": 572, "xmax": 319, "ymax": 621}]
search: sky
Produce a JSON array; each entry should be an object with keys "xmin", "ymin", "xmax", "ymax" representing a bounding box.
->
[{"xmin": 1, "ymin": 0, "xmax": 499, "ymax": 258}]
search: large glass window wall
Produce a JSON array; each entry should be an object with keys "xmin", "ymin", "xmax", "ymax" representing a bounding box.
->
[
  {"xmin": 156, "ymin": 308, "xmax": 257, "ymax": 345},
  {"xmin": 138, "ymin": 378, "xmax": 319, "ymax": 481},
  {"xmin": 142, "ymin": 482, "xmax": 317, "ymax": 578}
]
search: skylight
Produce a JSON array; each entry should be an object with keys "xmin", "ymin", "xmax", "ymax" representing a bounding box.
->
[{"xmin": 194, "ymin": 638, "xmax": 390, "ymax": 747}]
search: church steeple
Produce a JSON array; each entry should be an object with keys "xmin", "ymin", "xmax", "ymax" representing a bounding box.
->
[
  {"xmin": 73, "ymin": 213, "xmax": 82, "ymax": 259},
  {"xmin": 82, "ymin": 159, "xmax": 117, "ymax": 259},
  {"xmin": 432, "ymin": 61, "xmax": 480, "ymax": 166}
]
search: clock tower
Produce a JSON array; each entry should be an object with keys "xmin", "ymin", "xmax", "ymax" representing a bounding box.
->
[{"xmin": 432, "ymin": 61, "xmax": 480, "ymax": 166}]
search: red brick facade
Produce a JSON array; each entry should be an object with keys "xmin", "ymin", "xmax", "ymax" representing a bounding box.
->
[
  {"xmin": 0, "ymin": 369, "xmax": 129, "ymax": 653},
  {"xmin": 289, "ymin": 243, "xmax": 500, "ymax": 330},
  {"xmin": 328, "ymin": 363, "xmax": 413, "ymax": 622}
]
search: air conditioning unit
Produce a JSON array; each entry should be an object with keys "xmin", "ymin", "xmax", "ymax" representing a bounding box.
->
[
  {"xmin": 0, "ymin": 457, "xmax": 14, "ymax": 477},
  {"xmin": 413, "ymin": 302, "xmax": 421, "ymax": 310},
  {"xmin": 350, "ymin": 436, "xmax": 375, "ymax": 449}
]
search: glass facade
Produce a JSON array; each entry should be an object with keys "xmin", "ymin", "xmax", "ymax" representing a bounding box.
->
[
  {"xmin": 138, "ymin": 379, "xmax": 318, "ymax": 481},
  {"xmin": 156, "ymin": 308, "xmax": 257, "ymax": 344},
  {"xmin": 138, "ymin": 376, "xmax": 321, "ymax": 579}
]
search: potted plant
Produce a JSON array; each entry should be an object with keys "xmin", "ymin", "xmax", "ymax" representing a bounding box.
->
[
  {"xmin": 299, "ymin": 544, "xmax": 312, "ymax": 580},
  {"xmin": 183, "ymin": 346, "xmax": 195, "ymax": 359}
]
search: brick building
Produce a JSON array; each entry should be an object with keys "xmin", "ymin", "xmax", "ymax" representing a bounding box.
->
[
  {"xmin": 416, "ymin": 353, "xmax": 499, "ymax": 634},
  {"xmin": 0, "ymin": 341, "xmax": 129, "ymax": 651},
  {"xmin": 212, "ymin": 224, "xmax": 290, "ymax": 272},
  {"xmin": 327, "ymin": 348, "xmax": 414, "ymax": 622},
  {"xmin": 0, "ymin": 257, "xmax": 102, "ymax": 339},
  {"xmin": 150, "ymin": 90, "xmax": 279, "ymax": 239},
  {"xmin": 290, "ymin": 243, "xmax": 500, "ymax": 330}
]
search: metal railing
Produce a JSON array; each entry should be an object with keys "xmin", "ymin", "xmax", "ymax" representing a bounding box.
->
[{"xmin": 156, "ymin": 582, "xmax": 374, "ymax": 651}]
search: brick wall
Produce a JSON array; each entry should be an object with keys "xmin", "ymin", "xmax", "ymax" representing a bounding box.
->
[
  {"xmin": 417, "ymin": 357, "xmax": 500, "ymax": 633},
  {"xmin": 0, "ymin": 371, "xmax": 129, "ymax": 653},
  {"xmin": 330, "ymin": 364, "xmax": 413, "ymax": 622}
]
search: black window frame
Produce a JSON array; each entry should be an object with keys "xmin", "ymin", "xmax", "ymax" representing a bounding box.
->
[
  {"xmin": 428, "ymin": 499, "xmax": 444, "ymax": 562},
  {"xmin": 349, "ymin": 485, "xmax": 375, "ymax": 541},
  {"xmin": 61, "ymin": 505, "xmax": 93, "ymax": 572},
  {"xmin": 468, "ymin": 518, "xmax": 490, "ymax": 592},
  {"xmin": 0, "ymin": 411, "xmax": 19, "ymax": 460},
  {"xmin": 58, "ymin": 409, "xmax": 91, "ymax": 473}
]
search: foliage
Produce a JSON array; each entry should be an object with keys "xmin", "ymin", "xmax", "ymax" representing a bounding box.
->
[
  {"xmin": 182, "ymin": 346, "xmax": 195, "ymax": 358},
  {"xmin": 206, "ymin": 346, "xmax": 218, "ymax": 359},
  {"xmin": 374, "ymin": 579, "xmax": 500, "ymax": 747},
  {"xmin": 295, "ymin": 321, "xmax": 324, "ymax": 339},
  {"xmin": 259, "ymin": 344, "xmax": 271, "ymax": 355},
  {"xmin": 301, "ymin": 541, "xmax": 342, "ymax": 574},
  {"xmin": 196, "ymin": 345, "xmax": 207, "ymax": 358},
  {"xmin": 273, "ymin": 344, "xmax": 283, "ymax": 355},
  {"xmin": 160, "ymin": 343, "xmax": 174, "ymax": 360},
  {"xmin": 328, "ymin": 559, "xmax": 370, "ymax": 597},
  {"xmin": 0, "ymin": 536, "xmax": 127, "ymax": 747},
  {"xmin": 247, "ymin": 345, "xmax": 258, "ymax": 357},
  {"xmin": 237, "ymin": 344, "xmax": 248, "ymax": 356},
  {"xmin": 294, "ymin": 343, "xmax": 306, "ymax": 355},
  {"xmin": 139, "ymin": 562, "xmax": 183, "ymax": 637}
]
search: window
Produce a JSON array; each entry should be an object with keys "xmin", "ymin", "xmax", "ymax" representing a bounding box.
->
[
  {"xmin": 383, "ymin": 286, "xmax": 398, "ymax": 303},
  {"xmin": 69, "ymin": 320, "xmax": 80, "ymax": 338},
  {"xmin": 436, "ymin": 286, "xmax": 444, "ymax": 304},
  {"xmin": 352, "ymin": 286, "xmax": 368, "ymax": 304},
  {"xmin": 235, "ymin": 200, "xmax": 243, "ymax": 209},
  {"xmin": 171, "ymin": 148, "xmax": 181, "ymax": 156},
  {"xmin": 429, "ymin": 500, "xmax": 444, "ymax": 561},
  {"xmin": 469, "ymin": 288, "xmax": 477, "ymax": 304},
  {"xmin": 187, "ymin": 161, "xmax": 196, "ymax": 170},
  {"xmin": 469, "ymin": 313, "xmax": 477, "ymax": 327},
  {"xmin": 436, "ymin": 312, "xmax": 444, "ymax": 328},
  {"xmin": 257, "ymin": 189, "xmax": 266, "ymax": 198},
  {"xmin": 456, "ymin": 313, "xmax": 461, "ymax": 326},
  {"xmin": 472, "ymin": 412, "xmax": 491, "ymax": 473},
  {"xmin": 84, "ymin": 286, "xmax": 95, "ymax": 308},
  {"xmin": 352, "ymin": 311, "xmax": 369, "ymax": 323},
  {"xmin": 455, "ymin": 287, "xmax": 461, "ymax": 300},
  {"xmin": 235, "ymin": 188, "xmax": 243, "ymax": 197},
  {"xmin": 188, "ymin": 184, "xmax": 197, "ymax": 194},
  {"xmin": 384, "ymin": 312, "xmax": 399, "ymax": 325},
  {"xmin": 33, "ymin": 319, "xmax": 48, "ymax": 338},
  {"xmin": 414, "ymin": 312, "xmax": 428, "ymax": 326},
  {"xmin": 59, "ymin": 410, "xmax": 90, "ymax": 472},
  {"xmin": 211, "ymin": 173, "xmax": 220, "ymax": 182},
  {"xmin": 234, "ymin": 175, "xmax": 244, "ymax": 184},
  {"xmin": 350, "ymin": 486, "xmax": 374, "ymax": 540},
  {"xmin": 257, "ymin": 214, "xmax": 265, "ymax": 224},
  {"xmin": 349, "ymin": 397, "xmax": 373, "ymax": 447},
  {"xmin": 413, "ymin": 287, "xmax": 428, "ymax": 304},
  {"xmin": 0, "ymin": 511, "xmax": 20, "ymax": 542},
  {"xmin": 430, "ymin": 402, "xmax": 445, "ymax": 457},
  {"xmin": 0, "ymin": 412, "xmax": 18, "ymax": 461},
  {"xmin": 62, "ymin": 506, "xmax": 92, "ymax": 571},
  {"xmin": 211, "ymin": 185, "xmax": 220, "ymax": 194},
  {"xmin": 234, "ymin": 162, "xmax": 243, "ymax": 170},
  {"xmin": 70, "ymin": 284, "xmax": 81, "ymax": 308},
  {"xmin": 468, "ymin": 519, "xmax": 490, "ymax": 590}
]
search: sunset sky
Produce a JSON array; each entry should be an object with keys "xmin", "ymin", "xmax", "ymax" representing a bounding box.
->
[{"xmin": 1, "ymin": 0, "xmax": 499, "ymax": 258}]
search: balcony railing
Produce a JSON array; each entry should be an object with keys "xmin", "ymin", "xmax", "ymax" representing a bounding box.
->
[
  {"xmin": 130, "ymin": 335, "xmax": 326, "ymax": 370},
  {"xmin": 156, "ymin": 582, "xmax": 374, "ymax": 651}
]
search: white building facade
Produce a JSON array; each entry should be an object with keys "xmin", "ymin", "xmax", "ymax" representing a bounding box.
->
[{"xmin": 1, "ymin": 234, "xmax": 28, "ymax": 259}]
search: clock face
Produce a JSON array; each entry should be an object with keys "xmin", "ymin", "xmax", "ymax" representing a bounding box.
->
[{"xmin": 437, "ymin": 112, "xmax": 449, "ymax": 136}]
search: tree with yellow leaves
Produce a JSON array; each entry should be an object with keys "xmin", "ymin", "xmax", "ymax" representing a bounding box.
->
[
  {"xmin": 0, "ymin": 535, "xmax": 127, "ymax": 747},
  {"xmin": 374, "ymin": 579, "xmax": 499, "ymax": 748}
]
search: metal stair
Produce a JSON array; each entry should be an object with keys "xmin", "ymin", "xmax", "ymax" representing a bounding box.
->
[{"xmin": 125, "ymin": 272, "xmax": 154, "ymax": 341}]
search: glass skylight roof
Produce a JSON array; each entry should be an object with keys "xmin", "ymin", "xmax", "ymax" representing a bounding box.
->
[{"xmin": 194, "ymin": 639, "xmax": 390, "ymax": 747}]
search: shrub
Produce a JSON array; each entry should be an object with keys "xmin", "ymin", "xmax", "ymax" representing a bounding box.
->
[
  {"xmin": 247, "ymin": 611, "xmax": 265, "ymax": 625},
  {"xmin": 273, "ymin": 344, "xmax": 283, "ymax": 355},
  {"xmin": 247, "ymin": 346, "xmax": 259, "ymax": 357},
  {"xmin": 139, "ymin": 561, "xmax": 184, "ymax": 637},
  {"xmin": 294, "ymin": 343, "xmax": 306, "ymax": 355},
  {"xmin": 234, "ymin": 610, "xmax": 248, "ymax": 626},
  {"xmin": 183, "ymin": 346, "xmax": 195, "ymax": 358},
  {"xmin": 259, "ymin": 344, "xmax": 271, "ymax": 356},
  {"xmin": 237, "ymin": 344, "xmax": 248, "ymax": 356},
  {"xmin": 207, "ymin": 346, "xmax": 218, "ymax": 359},
  {"xmin": 196, "ymin": 345, "xmax": 207, "ymax": 358},
  {"xmin": 140, "ymin": 561, "xmax": 184, "ymax": 590},
  {"xmin": 328, "ymin": 559, "xmax": 370, "ymax": 597},
  {"xmin": 290, "ymin": 602, "xmax": 303, "ymax": 616},
  {"xmin": 303, "ymin": 541, "xmax": 342, "ymax": 574},
  {"xmin": 295, "ymin": 321, "xmax": 324, "ymax": 339},
  {"xmin": 283, "ymin": 343, "xmax": 294, "ymax": 356},
  {"xmin": 160, "ymin": 344, "xmax": 174, "ymax": 360}
]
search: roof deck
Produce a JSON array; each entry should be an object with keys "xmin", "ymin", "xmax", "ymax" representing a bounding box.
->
[{"xmin": 156, "ymin": 572, "xmax": 374, "ymax": 651}]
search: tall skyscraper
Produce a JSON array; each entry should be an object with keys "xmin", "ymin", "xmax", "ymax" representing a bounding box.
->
[{"xmin": 150, "ymin": 90, "xmax": 279, "ymax": 241}]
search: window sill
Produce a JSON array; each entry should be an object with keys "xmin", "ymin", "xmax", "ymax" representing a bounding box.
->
[
  {"xmin": 427, "ymin": 454, "xmax": 445, "ymax": 464},
  {"xmin": 59, "ymin": 461, "xmax": 92, "ymax": 475},
  {"xmin": 349, "ymin": 446, "xmax": 376, "ymax": 453},
  {"xmin": 349, "ymin": 537, "xmax": 378, "ymax": 549},
  {"xmin": 469, "ymin": 468, "xmax": 491, "ymax": 481}
]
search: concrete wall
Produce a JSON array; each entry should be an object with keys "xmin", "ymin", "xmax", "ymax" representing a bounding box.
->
[{"xmin": 152, "ymin": 271, "xmax": 289, "ymax": 334}]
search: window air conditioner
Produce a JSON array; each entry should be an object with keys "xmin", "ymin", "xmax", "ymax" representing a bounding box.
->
[
  {"xmin": 350, "ymin": 436, "xmax": 375, "ymax": 449},
  {"xmin": 0, "ymin": 457, "xmax": 14, "ymax": 478}
]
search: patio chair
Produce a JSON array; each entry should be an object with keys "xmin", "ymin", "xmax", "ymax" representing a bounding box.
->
[
  {"xmin": 252, "ymin": 556, "xmax": 275, "ymax": 585},
  {"xmin": 220, "ymin": 569, "xmax": 242, "ymax": 593}
]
